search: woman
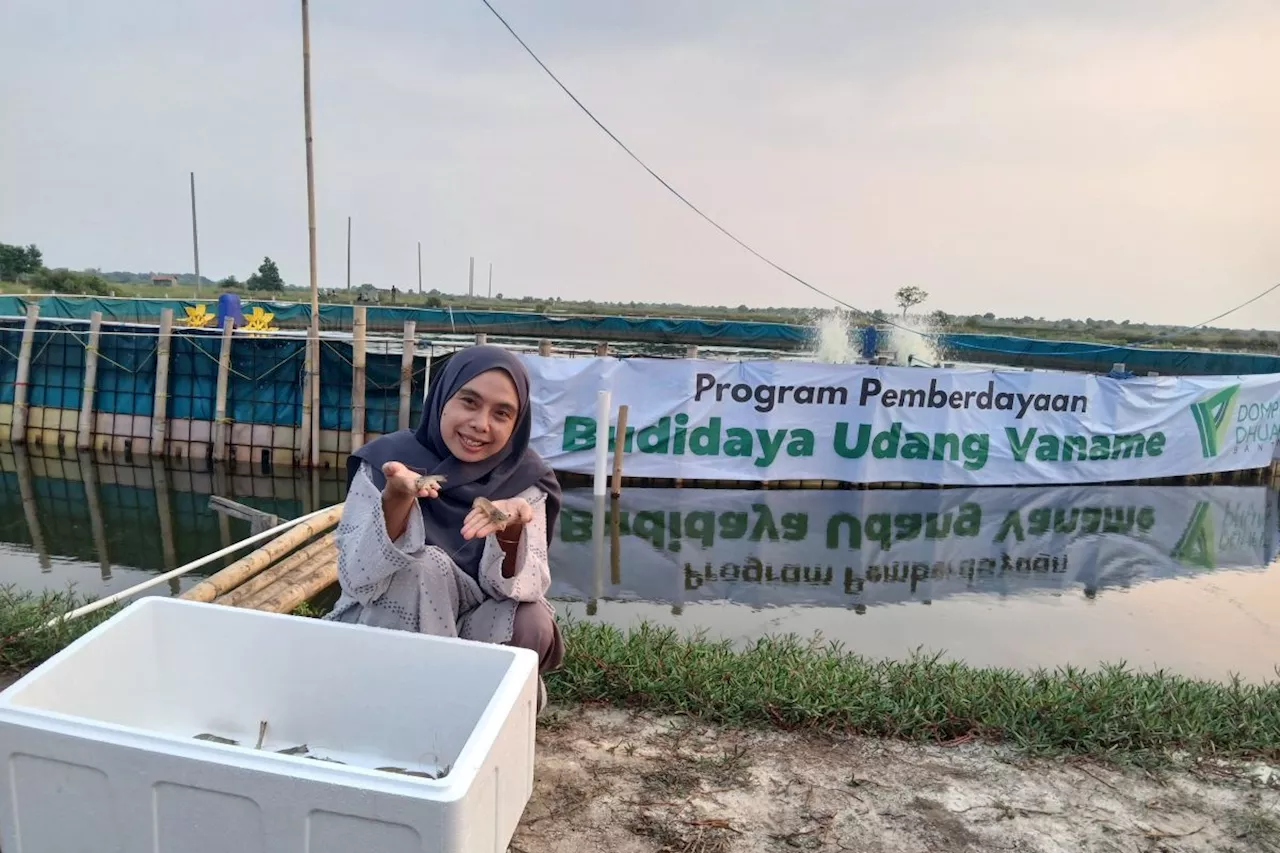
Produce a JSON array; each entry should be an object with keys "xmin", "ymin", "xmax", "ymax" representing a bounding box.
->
[{"xmin": 326, "ymin": 344, "xmax": 565, "ymax": 711}]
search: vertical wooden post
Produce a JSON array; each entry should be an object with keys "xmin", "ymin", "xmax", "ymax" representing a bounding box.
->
[
  {"xmin": 11, "ymin": 302, "xmax": 40, "ymax": 444},
  {"xmin": 538, "ymin": 339, "xmax": 552, "ymax": 357},
  {"xmin": 610, "ymin": 404, "xmax": 629, "ymax": 499},
  {"xmin": 595, "ymin": 341, "xmax": 609, "ymax": 356},
  {"xmin": 685, "ymin": 345, "xmax": 698, "ymax": 358},
  {"xmin": 351, "ymin": 304, "xmax": 367, "ymax": 451},
  {"xmin": 213, "ymin": 318, "xmax": 234, "ymax": 462},
  {"xmin": 421, "ymin": 351, "xmax": 433, "ymax": 408},
  {"xmin": 310, "ymin": 327, "xmax": 321, "ymax": 467},
  {"xmin": 398, "ymin": 320, "xmax": 416, "ymax": 430},
  {"xmin": 299, "ymin": 334, "xmax": 313, "ymax": 466},
  {"xmin": 151, "ymin": 308, "xmax": 174, "ymax": 457},
  {"xmin": 475, "ymin": 333, "xmax": 487, "ymax": 345},
  {"xmin": 76, "ymin": 311, "xmax": 103, "ymax": 451}
]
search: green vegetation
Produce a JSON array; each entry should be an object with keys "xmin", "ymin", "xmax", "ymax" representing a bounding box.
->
[
  {"xmin": 0, "ymin": 586, "xmax": 120, "ymax": 674},
  {"xmin": 548, "ymin": 620, "xmax": 1280, "ymax": 765},
  {"xmin": 3, "ymin": 587, "xmax": 1278, "ymax": 765}
]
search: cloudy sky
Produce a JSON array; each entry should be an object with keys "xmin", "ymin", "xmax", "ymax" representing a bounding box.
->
[{"xmin": 2, "ymin": 1, "xmax": 1278, "ymax": 326}]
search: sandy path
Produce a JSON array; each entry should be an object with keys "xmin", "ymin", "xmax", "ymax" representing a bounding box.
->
[{"xmin": 512, "ymin": 706, "xmax": 1280, "ymax": 853}]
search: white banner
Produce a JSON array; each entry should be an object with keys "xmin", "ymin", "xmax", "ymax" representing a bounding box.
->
[
  {"xmin": 546, "ymin": 485, "xmax": 1276, "ymax": 610},
  {"xmin": 522, "ymin": 356, "xmax": 1280, "ymax": 485}
]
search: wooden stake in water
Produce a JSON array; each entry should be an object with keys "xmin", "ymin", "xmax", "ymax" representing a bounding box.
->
[
  {"xmin": 610, "ymin": 404, "xmax": 628, "ymax": 499},
  {"xmin": 11, "ymin": 301, "xmax": 40, "ymax": 444},
  {"xmin": 150, "ymin": 307, "xmax": 174, "ymax": 457},
  {"xmin": 76, "ymin": 311, "xmax": 103, "ymax": 452},
  {"xmin": 398, "ymin": 320, "xmax": 416, "ymax": 430},
  {"xmin": 300, "ymin": 0, "xmax": 321, "ymax": 468},
  {"xmin": 213, "ymin": 317, "xmax": 234, "ymax": 463},
  {"xmin": 351, "ymin": 305, "xmax": 367, "ymax": 451}
]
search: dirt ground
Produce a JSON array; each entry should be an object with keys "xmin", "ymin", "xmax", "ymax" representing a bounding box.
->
[{"xmin": 512, "ymin": 705, "xmax": 1280, "ymax": 853}]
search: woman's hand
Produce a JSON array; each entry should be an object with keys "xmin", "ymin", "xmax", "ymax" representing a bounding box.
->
[
  {"xmin": 381, "ymin": 461, "xmax": 442, "ymax": 500},
  {"xmin": 460, "ymin": 497, "xmax": 532, "ymax": 542},
  {"xmin": 380, "ymin": 461, "xmax": 439, "ymax": 541}
]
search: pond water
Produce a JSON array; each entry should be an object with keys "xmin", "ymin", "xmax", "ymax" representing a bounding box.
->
[{"xmin": 2, "ymin": 448, "xmax": 1278, "ymax": 683}]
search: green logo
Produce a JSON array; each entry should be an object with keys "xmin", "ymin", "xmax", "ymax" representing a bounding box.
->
[
  {"xmin": 1189, "ymin": 385, "xmax": 1239, "ymax": 458},
  {"xmin": 1170, "ymin": 500, "xmax": 1215, "ymax": 569}
]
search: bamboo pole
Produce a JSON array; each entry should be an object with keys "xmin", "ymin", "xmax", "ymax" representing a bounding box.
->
[
  {"xmin": 216, "ymin": 531, "xmax": 336, "ymax": 606},
  {"xmin": 236, "ymin": 555, "xmax": 336, "ymax": 613},
  {"xmin": 610, "ymin": 404, "xmax": 628, "ymax": 499},
  {"xmin": 351, "ymin": 305, "xmax": 367, "ymax": 451},
  {"xmin": 181, "ymin": 505, "xmax": 342, "ymax": 602},
  {"xmin": 213, "ymin": 317, "xmax": 234, "ymax": 462},
  {"xmin": 310, "ymin": 327, "xmax": 321, "ymax": 467},
  {"xmin": 475, "ymin": 333, "xmax": 487, "ymax": 345},
  {"xmin": 75, "ymin": 311, "xmax": 103, "ymax": 451},
  {"xmin": 538, "ymin": 339, "xmax": 552, "ymax": 357},
  {"xmin": 150, "ymin": 307, "xmax": 173, "ymax": 456},
  {"xmin": 299, "ymin": 334, "xmax": 313, "ymax": 465},
  {"xmin": 46, "ymin": 504, "xmax": 343, "ymax": 628},
  {"xmin": 398, "ymin": 320, "xmax": 416, "ymax": 430},
  {"xmin": 11, "ymin": 302, "xmax": 40, "ymax": 444}
]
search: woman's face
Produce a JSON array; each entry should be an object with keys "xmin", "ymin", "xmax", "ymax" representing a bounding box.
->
[{"xmin": 439, "ymin": 368, "xmax": 520, "ymax": 463}]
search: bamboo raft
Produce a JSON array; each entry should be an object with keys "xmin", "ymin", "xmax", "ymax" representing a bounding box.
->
[{"xmin": 180, "ymin": 505, "xmax": 344, "ymax": 615}]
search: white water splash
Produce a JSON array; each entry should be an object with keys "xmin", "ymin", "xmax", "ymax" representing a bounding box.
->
[
  {"xmin": 890, "ymin": 314, "xmax": 945, "ymax": 367},
  {"xmin": 812, "ymin": 308, "xmax": 861, "ymax": 364}
]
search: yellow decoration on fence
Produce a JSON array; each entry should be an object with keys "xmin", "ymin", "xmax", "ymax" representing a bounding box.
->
[
  {"xmin": 181, "ymin": 304, "xmax": 216, "ymax": 328},
  {"xmin": 241, "ymin": 306, "xmax": 279, "ymax": 335}
]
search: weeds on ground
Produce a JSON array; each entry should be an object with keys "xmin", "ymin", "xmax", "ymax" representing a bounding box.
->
[
  {"xmin": 549, "ymin": 619, "xmax": 1280, "ymax": 765},
  {"xmin": 0, "ymin": 584, "xmax": 120, "ymax": 673}
]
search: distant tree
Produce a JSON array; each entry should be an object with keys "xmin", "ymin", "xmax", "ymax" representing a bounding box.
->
[
  {"xmin": 0, "ymin": 242, "xmax": 44, "ymax": 280},
  {"xmin": 895, "ymin": 286, "xmax": 928, "ymax": 317},
  {"xmin": 30, "ymin": 268, "xmax": 110, "ymax": 296},
  {"xmin": 246, "ymin": 257, "xmax": 284, "ymax": 291},
  {"xmin": 928, "ymin": 309, "xmax": 952, "ymax": 328},
  {"xmin": 425, "ymin": 296, "xmax": 443, "ymax": 308},
  {"xmin": 219, "ymin": 275, "xmax": 240, "ymax": 289},
  {"xmin": 982, "ymin": 312, "xmax": 995, "ymax": 320}
]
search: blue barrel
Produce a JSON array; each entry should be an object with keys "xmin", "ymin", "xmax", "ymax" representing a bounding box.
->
[{"xmin": 215, "ymin": 292, "xmax": 245, "ymax": 329}]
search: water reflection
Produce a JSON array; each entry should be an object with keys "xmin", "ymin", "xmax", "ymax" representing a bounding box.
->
[
  {"xmin": 551, "ymin": 485, "xmax": 1279, "ymax": 610},
  {"xmin": 0, "ymin": 448, "xmax": 346, "ymax": 599},
  {"xmin": 1, "ymin": 449, "xmax": 1277, "ymax": 681}
]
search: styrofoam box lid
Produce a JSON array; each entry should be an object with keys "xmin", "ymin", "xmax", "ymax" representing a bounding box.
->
[{"xmin": 0, "ymin": 597, "xmax": 539, "ymax": 798}]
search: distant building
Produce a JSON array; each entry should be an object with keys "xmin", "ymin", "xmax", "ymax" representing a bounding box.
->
[{"xmin": 151, "ymin": 275, "xmax": 179, "ymax": 287}]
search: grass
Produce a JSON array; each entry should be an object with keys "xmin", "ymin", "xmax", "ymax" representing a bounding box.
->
[
  {"xmin": 548, "ymin": 620, "xmax": 1280, "ymax": 765},
  {"xmin": 0, "ymin": 585, "xmax": 121, "ymax": 674},
  {"xmin": 4, "ymin": 590, "xmax": 1279, "ymax": 766}
]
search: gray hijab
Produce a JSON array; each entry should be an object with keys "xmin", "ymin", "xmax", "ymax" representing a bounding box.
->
[{"xmin": 346, "ymin": 345, "xmax": 562, "ymax": 580}]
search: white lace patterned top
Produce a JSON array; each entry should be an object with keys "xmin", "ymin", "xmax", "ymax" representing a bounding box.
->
[{"xmin": 324, "ymin": 462, "xmax": 555, "ymax": 645}]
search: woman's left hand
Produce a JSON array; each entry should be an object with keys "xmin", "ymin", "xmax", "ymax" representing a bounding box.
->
[{"xmin": 460, "ymin": 497, "xmax": 533, "ymax": 541}]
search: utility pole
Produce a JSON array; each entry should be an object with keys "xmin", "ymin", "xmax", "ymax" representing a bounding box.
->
[
  {"xmin": 346, "ymin": 216, "xmax": 351, "ymax": 290},
  {"xmin": 417, "ymin": 241, "xmax": 422, "ymax": 293},
  {"xmin": 488, "ymin": 262, "xmax": 492, "ymax": 299},
  {"xmin": 189, "ymin": 171, "xmax": 200, "ymax": 297},
  {"xmin": 468, "ymin": 256, "xmax": 474, "ymax": 297},
  {"xmin": 300, "ymin": 0, "xmax": 320, "ymax": 468}
]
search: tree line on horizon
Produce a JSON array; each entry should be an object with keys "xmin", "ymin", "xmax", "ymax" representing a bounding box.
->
[{"xmin": 1, "ymin": 239, "xmax": 1274, "ymax": 353}]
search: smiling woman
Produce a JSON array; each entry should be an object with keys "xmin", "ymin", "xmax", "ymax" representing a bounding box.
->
[{"xmin": 325, "ymin": 345, "xmax": 565, "ymax": 712}]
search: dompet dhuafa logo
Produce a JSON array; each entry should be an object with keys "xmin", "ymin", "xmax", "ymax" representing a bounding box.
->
[{"xmin": 1190, "ymin": 384, "xmax": 1240, "ymax": 458}]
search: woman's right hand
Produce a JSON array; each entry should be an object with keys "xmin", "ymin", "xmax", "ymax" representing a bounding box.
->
[{"xmin": 381, "ymin": 461, "xmax": 441, "ymax": 500}]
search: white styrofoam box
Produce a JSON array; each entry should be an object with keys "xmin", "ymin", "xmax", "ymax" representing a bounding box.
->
[{"xmin": 0, "ymin": 596, "xmax": 540, "ymax": 853}]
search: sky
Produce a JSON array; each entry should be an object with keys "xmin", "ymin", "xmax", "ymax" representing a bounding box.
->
[{"xmin": 2, "ymin": 1, "xmax": 1278, "ymax": 326}]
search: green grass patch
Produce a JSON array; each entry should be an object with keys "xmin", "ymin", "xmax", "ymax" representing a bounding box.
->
[
  {"xmin": 0, "ymin": 585, "xmax": 121, "ymax": 674},
  {"xmin": 548, "ymin": 620, "xmax": 1280, "ymax": 764}
]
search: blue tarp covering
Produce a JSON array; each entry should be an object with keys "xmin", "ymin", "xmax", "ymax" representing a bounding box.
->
[{"xmin": 936, "ymin": 333, "xmax": 1280, "ymax": 376}]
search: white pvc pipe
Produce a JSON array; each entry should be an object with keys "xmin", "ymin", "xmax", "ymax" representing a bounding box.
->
[
  {"xmin": 593, "ymin": 390, "xmax": 611, "ymax": 496},
  {"xmin": 44, "ymin": 504, "xmax": 341, "ymax": 628}
]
